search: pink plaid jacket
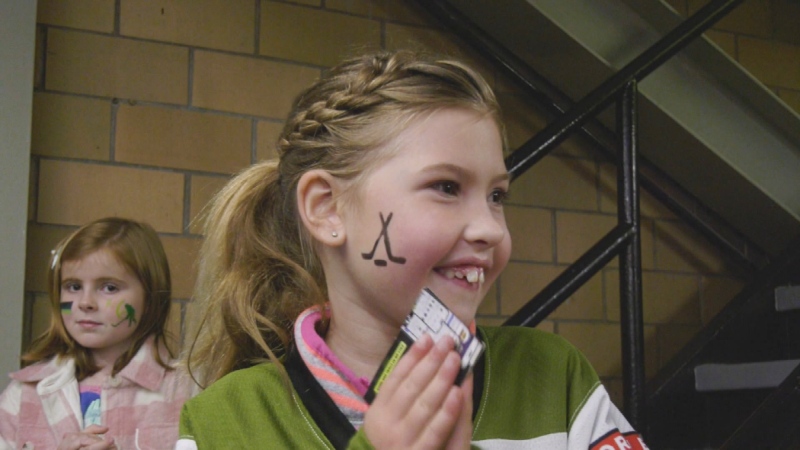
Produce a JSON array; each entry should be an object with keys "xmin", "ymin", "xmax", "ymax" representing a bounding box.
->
[{"xmin": 0, "ymin": 339, "xmax": 195, "ymax": 450}]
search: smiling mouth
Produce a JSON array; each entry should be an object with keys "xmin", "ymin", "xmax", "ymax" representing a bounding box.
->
[{"xmin": 440, "ymin": 267, "xmax": 485, "ymax": 285}]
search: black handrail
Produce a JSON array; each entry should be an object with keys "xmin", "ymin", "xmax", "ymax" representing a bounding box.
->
[
  {"xmin": 504, "ymin": 0, "xmax": 745, "ymax": 178},
  {"xmin": 505, "ymin": 225, "xmax": 635, "ymax": 326},
  {"xmin": 720, "ymin": 355, "xmax": 800, "ymax": 448},
  {"xmin": 617, "ymin": 81, "xmax": 646, "ymax": 427},
  {"xmin": 646, "ymin": 235, "xmax": 800, "ymax": 446},
  {"xmin": 414, "ymin": 0, "xmax": 746, "ymax": 433},
  {"xmin": 415, "ymin": 0, "xmax": 767, "ymax": 271}
]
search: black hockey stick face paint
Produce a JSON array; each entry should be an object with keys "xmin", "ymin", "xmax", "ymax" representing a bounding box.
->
[{"xmin": 361, "ymin": 212, "xmax": 407, "ymax": 266}]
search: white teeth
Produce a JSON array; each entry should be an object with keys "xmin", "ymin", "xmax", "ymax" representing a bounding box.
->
[
  {"xmin": 466, "ymin": 270, "xmax": 479, "ymax": 283},
  {"xmin": 441, "ymin": 267, "xmax": 485, "ymax": 285}
]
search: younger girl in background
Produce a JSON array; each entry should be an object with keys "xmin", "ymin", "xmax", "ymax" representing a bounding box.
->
[
  {"xmin": 0, "ymin": 217, "xmax": 194, "ymax": 450},
  {"xmin": 179, "ymin": 51, "xmax": 646, "ymax": 449}
]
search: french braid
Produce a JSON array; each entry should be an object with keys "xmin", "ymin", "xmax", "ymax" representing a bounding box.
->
[{"xmin": 185, "ymin": 50, "xmax": 502, "ymax": 387}]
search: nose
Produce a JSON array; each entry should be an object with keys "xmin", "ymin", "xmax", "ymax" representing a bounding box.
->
[
  {"xmin": 463, "ymin": 203, "xmax": 507, "ymax": 248},
  {"xmin": 77, "ymin": 291, "xmax": 98, "ymax": 312}
]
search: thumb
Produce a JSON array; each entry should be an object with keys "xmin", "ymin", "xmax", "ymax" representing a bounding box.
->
[{"xmin": 82, "ymin": 424, "xmax": 110, "ymax": 435}]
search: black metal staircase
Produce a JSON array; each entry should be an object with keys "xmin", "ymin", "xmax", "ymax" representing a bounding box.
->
[
  {"xmin": 721, "ymin": 361, "xmax": 800, "ymax": 449},
  {"xmin": 413, "ymin": 0, "xmax": 800, "ymax": 447},
  {"xmin": 646, "ymin": 238, "xmax": 800, "ymax": 448}
]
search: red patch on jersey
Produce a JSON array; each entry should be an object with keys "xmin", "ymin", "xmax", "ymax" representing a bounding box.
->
[{"xmin": 590, "ymin": 430, "xmax": 648, "ymax": 450}]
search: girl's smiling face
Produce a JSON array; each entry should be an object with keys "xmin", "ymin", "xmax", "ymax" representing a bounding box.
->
[
  {"xmin": 329, "ymin": 108, "xmax": 511, "ymax": 329},
  {"xmin": 60, "ymin": 248, "xmax": 145, "ymax": 365}
]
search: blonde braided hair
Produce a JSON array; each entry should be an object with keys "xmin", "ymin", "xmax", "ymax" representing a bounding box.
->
[{"xmin": 186, "ymin": 50, "xmax": 502, "ymax": 387}]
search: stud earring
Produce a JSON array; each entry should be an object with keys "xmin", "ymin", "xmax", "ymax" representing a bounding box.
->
[{"xmin": 331, "ymin": 231, "xmax": 339, "ymax": 238}]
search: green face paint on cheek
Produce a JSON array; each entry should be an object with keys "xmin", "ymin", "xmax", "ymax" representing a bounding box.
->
[
  {"xmin": 112, "ymin": 302, "xmax": 138, "ymax": 328},
  {"xmin": 115, "ymin": 300, "xmax": 126, "ymax": 319},
  {"xmin": 60, "ymin": 302, "xmax": 73, "ymax": 315}
]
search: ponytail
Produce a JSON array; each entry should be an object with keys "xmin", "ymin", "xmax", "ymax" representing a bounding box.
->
[{"xmin": 187, "ymin": 160, "xmax": 325, "ymax": 387}]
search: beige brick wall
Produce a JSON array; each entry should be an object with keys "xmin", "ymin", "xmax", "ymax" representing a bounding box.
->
[
  {"xmin": 669, "ymin": 0, "xmax": 800, "ymax": 115},
  {"xmin": 28, "ymin": 0, "xmax": 767, "ymax": 407}
]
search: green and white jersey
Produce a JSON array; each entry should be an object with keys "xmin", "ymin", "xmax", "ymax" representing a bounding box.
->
[
  {"xmin": 470, "ymin": 327, "xmax": 646, "ymax": 450},
  {"xmin": 177, "ymin": 326, "xmax": 646, "ymax": 449}
]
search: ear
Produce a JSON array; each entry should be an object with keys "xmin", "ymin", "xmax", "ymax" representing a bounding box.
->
[{"xmin": 296, "ymin": 170, "xmax": 345, "ymax": 247}]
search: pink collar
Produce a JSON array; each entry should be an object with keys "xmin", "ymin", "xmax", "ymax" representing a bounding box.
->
[{"xmin": 294, "ymin": 305, "xmax": 371, "ymax": 396}]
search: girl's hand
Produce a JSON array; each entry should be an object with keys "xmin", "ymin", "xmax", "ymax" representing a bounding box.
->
[
  {"xmin": 445, "ymin": 373, "xmax": 473, "ymax": 450},
  {"xmin": 58, "ymin": 425, "xmax": 117, "ymax": 450},
  {"xmin": 363, "ymin": 334, "xmax": 473, "ymax": 449}
]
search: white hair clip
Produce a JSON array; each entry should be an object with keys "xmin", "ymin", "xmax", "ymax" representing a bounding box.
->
[{"xmin": 50, "ymin": 246, "xmax": 62, "ymax": 270}]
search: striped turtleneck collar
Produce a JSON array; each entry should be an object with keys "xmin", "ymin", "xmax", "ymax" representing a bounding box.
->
[{"xmin": 293, "ymin": 305, "xmax": 370, "ymax": 429}]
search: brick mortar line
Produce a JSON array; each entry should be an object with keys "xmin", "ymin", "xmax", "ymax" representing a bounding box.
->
[
  {"xmin": 41, "ymin": 24, "xmax": 328, "ymax": 71},
  {"xmin": 34, "ymin": 155, "xmax": 237, "ymax": 178},
  {"xmin": 253, "ymin": 0, "xmax": 261, "ymax": 55},
  {"xmin": 503, "ymin": 259, "xmax": 739, "ymax": 279},
  {"xmin": 33, "ymin": 89, "xmax": 290, "ymax": 123},
  {"xmin": 183, "ymin": 175, "xmax": 192, "ymax": 234},
  {"xmin": 109, "ymin": 100, "xmax": 118, "ymax": 162},
  {"xmin": 29, "ymin": 157, "xmax": 40, "ymax": 223},
  {"xmin": 113, "ymin": 0, "xmax": 121, "ymax": 35},
  {"xmin": 187, "ymin": 48, "xmax": 194, "ymax": 107},
  {"xmin": 251, "ymin": 118, "xmax": 259, "ymax": 164}
]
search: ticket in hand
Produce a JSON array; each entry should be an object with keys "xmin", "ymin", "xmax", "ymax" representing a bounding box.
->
[{"xmin": 364, "ymin": 288, "xmax": 485, "ymax": 403}]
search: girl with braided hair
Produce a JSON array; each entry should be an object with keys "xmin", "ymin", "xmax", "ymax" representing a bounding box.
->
[{"xmin": 178, "ymin": 51, "xmax": 645, "ymax": 449}]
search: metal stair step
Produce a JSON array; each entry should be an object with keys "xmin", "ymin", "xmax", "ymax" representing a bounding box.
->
[
  {"xmin": 775, "ymin": 285, "xmax": 800, "ymax": 311},
  {"xmin": 695, "ymin": 360, "xmax": 800, "ymax": 392}
]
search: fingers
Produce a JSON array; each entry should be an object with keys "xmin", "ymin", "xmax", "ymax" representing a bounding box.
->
[
  {"xmin": 391, "ymin": 336, "xmax": 459, "ymax": 416},
  {"xmin": 416, "ymin": 378, "xmax": 464, "ymax": 446},
  {"xmin": 57, "ymin": 433, "xmax": 99, "ymax": 450},
  {"xmin": 372, "ymin": 335, "xmax": 458, "ymax": 414},
  {"xmin": 402, "ymin": 348, "xmax": 462, "ymax": 432},
  {"xmin": 373, "ymin": 333, "xmax": 436, "ymax": 404},
  {"xmin": 58, "ymin": 427, "xmax": 112, "ymax": 450},
  {"xmin": 445, "ymin": 374, "xmax": 474, "ymax": 450},
  {"xmin": 82, "ymin": 425, "xmax": 109, "ymax": 435},
  {"xmin": 364, "ymin": 334, "xmax": 469, "ymax": 449},
  {"xmin": 84, "ymin": 438, "xmax": 116, "ymax": 450}
]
